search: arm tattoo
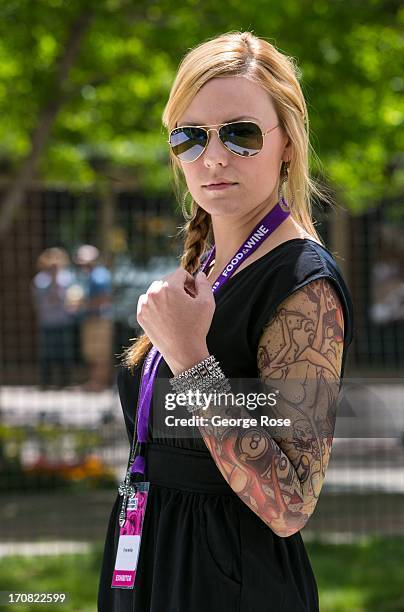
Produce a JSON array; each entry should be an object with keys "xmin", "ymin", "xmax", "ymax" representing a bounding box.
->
[{"xmin": 196, "ymin": 278, "xmax": 345, "ymax": 537}]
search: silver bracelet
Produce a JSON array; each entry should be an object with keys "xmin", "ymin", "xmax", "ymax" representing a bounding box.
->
[{"xmin": 169, "ymin": 355, "xmax": 232, "ymax": 413}]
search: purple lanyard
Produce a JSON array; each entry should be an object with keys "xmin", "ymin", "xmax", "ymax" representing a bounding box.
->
[{"xmin": 131, "ymin": 198, "xmax": 290, "ymax": 476}]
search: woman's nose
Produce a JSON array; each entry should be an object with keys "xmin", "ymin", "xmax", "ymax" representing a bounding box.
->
[{"xmin": 203, "ymin": 129, "xmax": 229, "ymax": 165}]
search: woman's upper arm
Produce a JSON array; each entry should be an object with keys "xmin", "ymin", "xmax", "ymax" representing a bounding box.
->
[{"xmin": 256, "ymin": 277, "xmax": 345, "ymax": 506}]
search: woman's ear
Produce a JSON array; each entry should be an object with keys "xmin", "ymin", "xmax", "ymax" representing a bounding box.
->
[{"xmin": 282, "ymin": 136, "xmax": 292, "ymax": 162}]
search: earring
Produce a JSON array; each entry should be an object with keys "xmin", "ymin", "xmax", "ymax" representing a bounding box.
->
[
  {"xmin": 278, "ymin": 161, "xmax": 294, "ymax": 212},
  {"xmin": 181, "ymin": 190, "xmax": 195, "ymax": 221}
]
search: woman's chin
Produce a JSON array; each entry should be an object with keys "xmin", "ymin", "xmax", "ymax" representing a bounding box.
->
[{"xmin": 203, "ymin": 204, "xmax": 243, "ymax": 218}]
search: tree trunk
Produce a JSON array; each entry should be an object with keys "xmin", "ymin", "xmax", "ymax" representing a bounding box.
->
[{"xmin": 0, "ymin": 10, "xmax": 94, "ymax": 237}]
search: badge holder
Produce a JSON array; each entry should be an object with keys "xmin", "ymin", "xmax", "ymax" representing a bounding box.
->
[{"xmin": 112, "ymin": 440, "xmax": 150, "ymax": 589}]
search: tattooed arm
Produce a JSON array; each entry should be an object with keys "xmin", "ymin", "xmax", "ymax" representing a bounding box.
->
[{"xmin": 195, "ymin": 278, "xmax": 345, "ymax": 537}]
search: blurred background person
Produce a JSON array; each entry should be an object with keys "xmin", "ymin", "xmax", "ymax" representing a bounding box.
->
[
  {"xmin": 72, "ymin": 244, "xmax": 113, "ymax": 392},
  {"xmin": 31, "ymin": 247, "xmax": 76, "ymax": 390}
]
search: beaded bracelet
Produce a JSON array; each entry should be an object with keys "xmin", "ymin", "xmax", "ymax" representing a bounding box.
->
[{"xmin": 169, "ymin": 355, "xmax": 232, "ymax": 413}]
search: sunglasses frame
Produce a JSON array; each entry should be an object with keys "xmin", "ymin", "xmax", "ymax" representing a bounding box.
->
[{"xmin": 167, "ymin": 120, "xmax": 281, "ymax": 163}]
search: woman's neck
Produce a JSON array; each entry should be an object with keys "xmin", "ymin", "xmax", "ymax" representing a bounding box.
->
[
  {"xmin": 209, "ymin": 199, "xmax": 278, "ymax": 271},
  {"xmin": 205, "ymin": 214, "xmax": 318, "ymax": 285}
]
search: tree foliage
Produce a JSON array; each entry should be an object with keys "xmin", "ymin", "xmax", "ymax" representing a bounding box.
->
[{"xmin": 0, "ymin": 0, "xmax": 402, "ymax": 228}]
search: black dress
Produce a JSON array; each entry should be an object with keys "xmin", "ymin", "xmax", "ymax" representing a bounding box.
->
[{"xmin": 98, "ymin": 238, "xmax": 354, "ymax": 612}]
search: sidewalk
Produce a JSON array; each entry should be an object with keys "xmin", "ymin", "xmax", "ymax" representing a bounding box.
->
[{"xmin": 1, "ymin": 489, "xmax": 403, "ymax": 555}]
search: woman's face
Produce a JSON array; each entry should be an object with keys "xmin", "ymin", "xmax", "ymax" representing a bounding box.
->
[{"xmin": 176, "ymin": 76, "xmax": 291, "ymax": 219}]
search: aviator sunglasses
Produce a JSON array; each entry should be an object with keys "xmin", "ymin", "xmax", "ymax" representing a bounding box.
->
[{"xmin": 167, "ymin": 120, "xmax": 280, "ymax": 163}]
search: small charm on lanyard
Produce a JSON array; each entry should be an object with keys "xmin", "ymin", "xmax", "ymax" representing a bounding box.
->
[{"xmin": 112, "ymin": 481, "xmax": 150, "ymax": 589}]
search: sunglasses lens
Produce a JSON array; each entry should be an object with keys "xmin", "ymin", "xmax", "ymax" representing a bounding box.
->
[
  {"xmin": 169, "ymin": 127, "xmax": 207, "ymax": 162},
  {"xmin": 220, "ymin": 122, "xmax": 263, "ymax": 156}
]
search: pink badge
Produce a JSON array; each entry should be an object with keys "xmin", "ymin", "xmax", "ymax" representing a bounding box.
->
[{"xmin": 111, "ymin": 482, "xmax": 150, "ymax": 589}]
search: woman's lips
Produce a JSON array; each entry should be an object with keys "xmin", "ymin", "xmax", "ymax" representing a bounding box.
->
[{"xmin": 204, "ymin": 183, "xmax": 238, "ymax": 191}]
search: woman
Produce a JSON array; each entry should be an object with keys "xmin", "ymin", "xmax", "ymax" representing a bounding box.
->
[{"xmin": 98, "ymin": 31, "xmax": 354, "ymax": 611}]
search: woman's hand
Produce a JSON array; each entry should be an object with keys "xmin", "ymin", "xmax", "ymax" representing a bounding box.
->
[{"xmin": 136, "ymin": 268, "xmax": 216, "ymax": 375}]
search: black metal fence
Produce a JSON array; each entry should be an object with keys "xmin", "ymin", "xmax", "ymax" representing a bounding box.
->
[{"xmin": 1, "ymin": 188, "xmax": 404, "ymax": 549}]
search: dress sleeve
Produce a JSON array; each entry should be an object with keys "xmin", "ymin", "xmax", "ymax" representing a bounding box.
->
[{"xmin": 250, "ymin": 245, "xmax": 354, "ymax": 380}]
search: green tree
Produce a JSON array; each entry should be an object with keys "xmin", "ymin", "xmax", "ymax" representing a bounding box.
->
[{"xmin": 0, "ymin": 0, "xmax": 402, "ymax": 236}]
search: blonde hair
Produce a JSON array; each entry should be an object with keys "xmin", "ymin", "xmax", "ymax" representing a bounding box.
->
[{"xmin": 120, "ymin": 30, "xmax": 333, "ymax": 373}]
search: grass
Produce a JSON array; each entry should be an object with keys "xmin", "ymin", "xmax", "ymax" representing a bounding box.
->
[
  {"xmin": 0, "ymin": 544, "xmax": 103, "ymax": 611},
  {"xmin": 308, "ymin": 535, "xmax": 404, "ymax": 611},
  {"xmin": 0, "ymin": 536, "xmax": 404, "ymax": 611}
]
